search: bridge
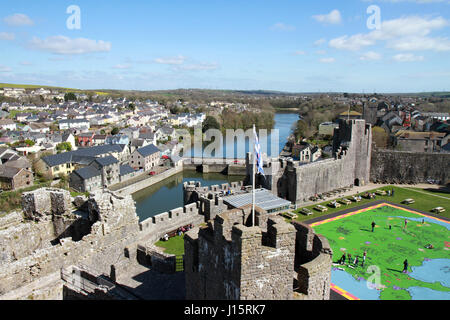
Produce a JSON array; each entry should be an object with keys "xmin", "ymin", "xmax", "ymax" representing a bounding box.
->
[
  {"xmin": 182, "ymin": 157, "xmax": 247, "ymax": 175},
  {"xmin": 182, "ymin": 157, "xmax": 246, "ymax": 165}
]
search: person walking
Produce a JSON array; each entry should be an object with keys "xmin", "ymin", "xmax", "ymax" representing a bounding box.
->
[
  {"xmin": 404, "ymin": 219, "xmax": 408, "ymax": 230},
  {"xmin": 371, "ymin": 221, "xmax": 376, "ymax": 232},
  {"xmin": 403, "ymin": 259, "xmax": 409, "ymax": 273},
  {"xmin": 362, "ymin": 251, "xmax": 367, "ymax": 267}
]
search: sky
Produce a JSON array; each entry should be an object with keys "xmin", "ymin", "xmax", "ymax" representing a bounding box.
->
[{"xmin": 0, "ymin": 0, "xmax": 450, "ymax": 93}]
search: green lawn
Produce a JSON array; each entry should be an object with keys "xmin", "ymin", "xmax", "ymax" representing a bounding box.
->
[
  {"xmin": 292, "ymin": 185, "xmax": 450, "ymax": 223},
  {"xmin": 155, "ymin": 235, "xmax": 185, "ymax": 256},
  {"xmin": 313, "ymin": 204, "xmax": 450, "ymax": 300}
]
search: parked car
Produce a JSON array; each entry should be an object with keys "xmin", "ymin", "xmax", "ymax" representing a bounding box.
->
[{"xmin": 149, "ymin": 171, "xmax": 156, "ymax": 176}]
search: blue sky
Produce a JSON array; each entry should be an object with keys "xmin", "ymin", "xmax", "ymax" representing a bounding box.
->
[{"xmin": 0, "ymin": 0, "xmax": 449, "ymax": 92}]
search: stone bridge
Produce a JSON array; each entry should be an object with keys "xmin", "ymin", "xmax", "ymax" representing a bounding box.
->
[{"xmin": 182, "ymin": 157, "xmax": 247, "ymax": 175}]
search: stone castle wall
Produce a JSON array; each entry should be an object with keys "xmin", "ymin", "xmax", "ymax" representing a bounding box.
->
[
  {"xmin": 184, "ymin": 208, "xmax": 332, "ymax": 300},
  {"xmin": 0, "ymin": 189, "xmax": 140, "ymax": 296},
  {"xmin": 371, "ymin": 150, "xmax": 450, "ymax": 185},
  {"xmin": 138, "ymin": 201, "xmax": 205, "ymax": 244},
  {"xmin": 252, "ymin": 119, "xmax": 372, "ymax": 204}
]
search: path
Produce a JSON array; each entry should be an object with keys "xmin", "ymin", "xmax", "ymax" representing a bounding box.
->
[{"xmin": 394, "ymin": 185, "xmax": 450, "ymax": 200}]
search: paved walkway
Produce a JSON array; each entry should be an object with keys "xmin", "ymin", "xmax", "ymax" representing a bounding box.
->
[{"xmin": 394, "ymin": 185, "xmax": 450, "ymax": 200}]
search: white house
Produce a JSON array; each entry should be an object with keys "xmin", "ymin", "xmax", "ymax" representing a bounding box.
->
[{"xmin": 0, "ymin": 119, "xmax": 17, "ymax": 131}]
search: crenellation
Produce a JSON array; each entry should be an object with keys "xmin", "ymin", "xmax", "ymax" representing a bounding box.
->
[{"xmin": 185, "ymin": 206, "xmax": 330, "ymax": 300}]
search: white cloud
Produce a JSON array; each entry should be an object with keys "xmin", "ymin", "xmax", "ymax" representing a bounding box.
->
[
  {"xmin": 314, "ymin": 38, "xmax": 327, "ymax": 46},
  {"xmin": 112, "ymin": 64, "xmax": 132, "ymax": 69},
  {"xmin": 294, "ymin": 51, "xmax": 306, "ymax": 55},
  {"xmin": 319, "ymin": 57, "xmax": 336, "ymax": 63},
  {"xmin": 3, "ymin": 13, "xmax": 34, "ymax": 26},
  {"xmin": 313, "ymin": 10, "xmax": 342, "ymax": 25},
  {"xmin": 0, "ymin": 32, "xmax": 15, "ymax": 40},
  {"xmin": 29, "ymin": 36, "xmax": 111, "ymax": 55},
  {"xmin": 360, "ymin": 51, "xmax": 382, "ymax": 61},
  {"xmin": 154, "ymin": 55, "xmax": 186, "ymax": 65},
  {"xmin": 329, "ymin": 16, "xmax": 450, "ymax": 52},
  {"xmin": 0, "ymin": 65, "xmax": 12, "ymax": 72},
  {"xmin": 393, "ymin": 53, "xmax": 424, "ymax": 62},
  {"xmin": 270, "ymin": 22, "xmax": 296, "ymax": 31},
  {"xmin": 176, "ymin": 62, "xmax": 219, "ymax": 71}
]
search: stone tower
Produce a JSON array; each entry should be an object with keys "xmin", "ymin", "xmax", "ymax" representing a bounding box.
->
[
  {"xmin": 246, "ymin": 119, "xmax": 372, "ymax": 204},
  {"xmin": 184, "ymin": 206, "xmax": 333, "ymax": 300}
]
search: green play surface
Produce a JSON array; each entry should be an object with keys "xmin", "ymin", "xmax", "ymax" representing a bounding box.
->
[{"xmin": 312, "ymin": 203, "xmax": 450, "ymax": 300}]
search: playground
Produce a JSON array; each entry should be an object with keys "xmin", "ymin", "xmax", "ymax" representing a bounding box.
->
[{"xmin": 312, "ymin": 203, "xmax": 450, "ymax": 300}]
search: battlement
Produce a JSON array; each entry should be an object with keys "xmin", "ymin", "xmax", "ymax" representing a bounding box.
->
[
  {"xmin": 138, "ymin": 201, "xmax": 205, "ymax": 243},
  {"xmin": 22, "ymin": 188, "xmax": 72, "ymax": 221},
  {"xmin": 184, "ymin": 207, "xmax": 332, "ymax": 300}
]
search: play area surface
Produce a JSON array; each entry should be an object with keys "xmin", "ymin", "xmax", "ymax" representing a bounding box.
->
[{"xmin": 312, "ymin": 203, "xmax": 450, "ymax": 300}]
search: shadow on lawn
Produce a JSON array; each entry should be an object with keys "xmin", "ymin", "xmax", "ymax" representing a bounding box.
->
[{"xmin": 387, "ymin": 268, "xmax": 403, "ymax": 274}]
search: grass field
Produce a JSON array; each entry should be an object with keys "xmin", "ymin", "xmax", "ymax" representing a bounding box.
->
[
  {"xmin": 293, "ymin": 185, "xmax": 450, "ymax": 223},
  {"xmin": 312, "ymin": 203, "xmax": 450, "ymax": 300},
  {"xmin": 155, "ymin": 235, "xmax": 185, "ymax": 256}
]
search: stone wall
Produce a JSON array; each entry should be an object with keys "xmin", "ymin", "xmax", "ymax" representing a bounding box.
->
[
  {"xmin": 114, "ymin": 166, "xmax": 183, "ymax": 196},
  {"xmin": 371, "ymin": 150, "xmax": 450, "ymax": 185},
  {"xmin": 292, "ymin": 221, "xmax": 333, "ymax": 300},
  {"xmin": 254, "ymin": 119, "xmax": 372, "ymax": 204},
  {"xmin": 138, "ymin": 202, "xmax": 205, "ymax": 244},
  {"xmin": 0, "ymin": 188, "xmax": 140, "ymax": 296},
  {"xmin": 184, "ymin": 208, "xmax": 332, "ymax": 300}
]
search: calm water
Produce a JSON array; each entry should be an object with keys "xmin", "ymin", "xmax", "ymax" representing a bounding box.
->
[
  {"xmin": 188, "ymin": 112, "xmax": 299, "ymax": 158},
  {"xmin": 133, "ymin": 171, "xmax": 245, "ymax": 221},
  {"xmin": 134, "ymin": 113, "xmax": 299, "ymax": 220}
]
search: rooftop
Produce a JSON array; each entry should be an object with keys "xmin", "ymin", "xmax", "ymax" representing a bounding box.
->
[{"xmin": 223, "ymin": 188, "xmax": 291, "ymax": 213}]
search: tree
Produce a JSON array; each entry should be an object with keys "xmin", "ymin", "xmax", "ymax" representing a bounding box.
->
[
  {"xmin": 111, "ymin": 127, "xmax": 120, "ymax": 135},
  {"xmin": 202, "ymin": 116, "xmax": 220, "ymax": 133},
  {"xmin": 24, "ymin": 139, "xmax": 35, "ymax": 147},
  {"xmin": 64, "ymin": 92, "xmax": 77, "ymax": 102},
  {"xmin": 128, "ymin": 103, "xmax": 136, "ymax": 111},
  {"xmin": 56, "ymin": 142, "xmax": 72, "ymax": 153}
]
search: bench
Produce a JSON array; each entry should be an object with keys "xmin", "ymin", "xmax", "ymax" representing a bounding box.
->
[
  {"xmin": 280, "ymin": 212, "xmax": 298, "ymax": 219},
  {"xmin": 376, "ymin": 190, "xmax": 387, "ymax": 196},
  {"xmin": 351, "ymin": 196, "xmax": 361, "ymax": 202},
  {"xmin": 164, "ymin": 224, "xmax": 193, "ymax": 240},
  {"xmin": 402, "ymin": 199, "xmax": 415, "ymax": 205},
  {"xmin": 314, "ymin": 205, "xmax": 328, "ymax": 212},
  {"xmin": 328, "ymin": 202, "xmax": 341, "ymax": 209},
  {"xmin": 340, "ymin": 198, "xmax": 352, "ymax": 205},
  {"xmin": 300, "ymin": 208, "xmax": 313, "ymax": 216}
]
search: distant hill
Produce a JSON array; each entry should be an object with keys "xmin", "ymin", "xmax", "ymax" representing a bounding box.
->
[{"xmin": 0, "ymin": 83, "xmax": 76, "ymax": 90}]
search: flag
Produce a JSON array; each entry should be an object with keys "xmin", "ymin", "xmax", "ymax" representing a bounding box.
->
[{"xmin": 254, "ymin": 126, "xmax": 265, "ymax": 176}]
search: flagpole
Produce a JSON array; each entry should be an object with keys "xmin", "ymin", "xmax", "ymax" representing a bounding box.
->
[{"xmin": 252, "ymin": 124, "xmax": 256, "ymax": 227}]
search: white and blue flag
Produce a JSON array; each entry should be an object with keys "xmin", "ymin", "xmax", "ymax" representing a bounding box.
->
[{"xmin": 254, "ymin": 126, "xmax": 265, "ymax": 176}]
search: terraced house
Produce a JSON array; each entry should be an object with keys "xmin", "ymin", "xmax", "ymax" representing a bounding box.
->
[
  {"xmin": 130, "ymin": 144, "xmax": 160, "ymax": 171},
  {"xmin": 37, "ymin": 144, "xmax": 130, "ymax": 179}
]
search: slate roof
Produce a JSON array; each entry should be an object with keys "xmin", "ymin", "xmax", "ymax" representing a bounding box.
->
[
  {"xmin": 136, "ymin": 144, "xmax": 160, "ymax": 157},
  {"xmin": 93, "ymin": 156, "xmax": 119, "ymax": 167},
  {"xmin": 73, "ymin": 166, "xmax": 101, "ymax": 180},
  {"xmin": 119, "ymin": 164, "xmax": 135, "ymax": 176},
  {"xmin": 42, "ymin": 144, "xmax": 126, "ymax": 167},
  {"xmin": 0, "ymin": 165, "xmax": 22, "ymax": 179}
]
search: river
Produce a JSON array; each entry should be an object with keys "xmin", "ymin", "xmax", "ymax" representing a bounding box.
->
[{"xmin": 133, "ymin": 112, "xmax": 299, "ymax": 220}]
